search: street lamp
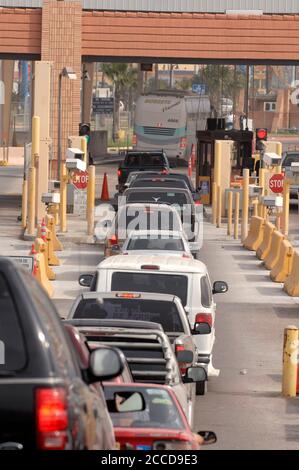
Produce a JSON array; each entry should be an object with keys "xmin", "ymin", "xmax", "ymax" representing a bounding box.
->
[{"xmin": 57, "ymin": 67, "xmax": 77, "ymax": 178}]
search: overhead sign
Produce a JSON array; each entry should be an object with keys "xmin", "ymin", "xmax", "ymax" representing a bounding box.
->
[
  {"xmin": 269, "ymin": 173, "xmax": 284, "ymax": 193},
  {"xmin": 92, "ymin": 97, "xmax": 114, "ymax": 114},
  {"xmin": 192, "ymin": 84, "xmax": 206, "ymax": 95},
  {"xmin": 72, "ymin": 170, "xmax": 89, "ymax": 190},
  {"xmin": 8, "ymin": 256, "xmax": 34, "ymax": 273}
]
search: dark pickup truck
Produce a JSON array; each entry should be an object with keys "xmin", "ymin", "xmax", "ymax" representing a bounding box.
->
[{"xmin": 117, "ymin": 150, "xmax": 170, "ymax": 192}]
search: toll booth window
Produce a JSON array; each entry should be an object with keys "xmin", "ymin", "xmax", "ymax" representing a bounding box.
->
[{"xmin": 0, "ymin": 273, "xmax": 27, "ymax": 371}]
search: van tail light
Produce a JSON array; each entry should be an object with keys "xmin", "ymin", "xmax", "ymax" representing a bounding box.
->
[
  {"xmin": 175, "ymin": 344, "xmax": 187, "ymax": 375},
  {"xmin": 109, "ymin": 234, "xmax": 118, "ymax": 246},
  {"xmin": 117, "ymin": 169, "xmax": 122, "ymax": 178},
  {"xmin": 132, "ymin": 134, "xmax": 137, "ymax": 146},
  {"xmin": 36, "ymin": 388, "xmax": 68, "ymax": 450},
  {"xmin": 180, "ymin": 137, "xmax": 187, "ymax": 149},
  {"xmin": 195, "ymin": 313, "xmax": 213, "ymax": 327},
  {"xmin": 195, "ymin": 200, "xmax": 202, "ymax": 206},
  {"xmin": 161, "ymin": 168, "xmax": 169, "ymax": 175}
]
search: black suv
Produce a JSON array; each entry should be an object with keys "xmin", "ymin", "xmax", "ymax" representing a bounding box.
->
[
  {"xmin": 0, "ymin": 257, "xmax": 123, "ymax": 450},
  {"xmin": 117, "ymin": 150, "xmax": 170, "ymax": 192}
]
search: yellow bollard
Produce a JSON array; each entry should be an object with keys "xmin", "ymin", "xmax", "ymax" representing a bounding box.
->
[
  {"xmin": 34, "ymin": 237, "xmax": 56, "ymax": 281},
  {"xmin": 253, "ymin": 198, "xmax": 258, "ymax": 217},
  {"xmin": 258, "ymin": 168, "xmax": 266, "ymax": 217},
  {"xmin": 241, "ymin": 168, "xmax": 249, "ymax": 242},
  {"xmin": 212, "ymin": 182, "xmax": 217, "ymax": 226},
  {"xmin": 27, "ymin": 167, "xmax": 36, "ymax": 235},
  {"xmin": 282, "ymin": 326, "xmax": 299, "ymax": 397},
  {"xmin": 46, "ymin": 214, "xmax": 63, "ymax": 251},
  {"xmin": 216, "ymin": 185, "xmax": 222, "ymax": 228},
  {"xmin": 21, "ymin": 178, "xmax": 28, "ymax": 229},
  {"xmin": 87, "ymin": 165, "xmax": 95, "ymax": 236},
  {"xmin": 227, "ymin": 190, "xmax": 233, "ymax": 236},
  {"xmin": 234, "ymin": 192, "xmax": 240, "ymax": 240},
  {"xmin": 282, "ymin": 179, "xmax": 290, "ymax": 236},
  {"xmin": 81, "ymin": 136, "xmax": 88, "ymax": 167},
  {"xmin": 60, "ymin": 162, "xmax": 67, "ymax": 233}
]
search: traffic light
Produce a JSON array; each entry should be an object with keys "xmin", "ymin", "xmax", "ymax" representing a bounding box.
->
[
  {"xmin": 79, "ymin": 123, "xmax": 90, "ymax": 144},
  {"xmin": 255, "ymin": 128, "xmax": 267, "ymax": 151}
]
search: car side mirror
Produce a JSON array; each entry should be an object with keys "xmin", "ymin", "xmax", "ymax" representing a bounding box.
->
[
  {"xmin": 197, "ymin": 431, "xmax": 217, "ymax": 446},
  {"xmin": 183, "ymin": 366, "xmax": 207, "ymax": 384},
  {"xmin": 176, "ymin": 349, "xmax": 193, "ymax": 364},
  {"xmin": 193, "ymin": 322, "xmax": 211, "ymax": 335},
  {"xmin": 106, "ymin": 391, "xmax": 146, "ymax": 413},
  {"xmin": 88, "ymin": 347, "xmax": 124, "ymax": 383},
  {"xmin": 213, "ymin": 280, "xmax": 228, "ymax": 294},
  {"xmin": 79, "ymin": 274, "xmax": 94, "ymax": 287}
]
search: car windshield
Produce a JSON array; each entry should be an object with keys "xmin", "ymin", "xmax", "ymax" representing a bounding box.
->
[
  {"xmin": 127, "ymin": 191, "xmax": 189, "ymax": 207},
  {"xmin": 73, "ymin": 298, "xmax": 184, "ymax": 332},
  {"xmin": 283, "ymin": 154, "xmax": 299, "ymax": 166},
  {"xmin": 125, "ymin": 154, "xmax": 166, "ymax": 167},
  {"xmin": 131, "ymin": 180, "xmax": 187, "ymax": 190},
  {"xmin": 127, "ymin": 235, "xmax": 184, "ymax": 252},
  {"xmin": 116, "ymin": 207, "xmax": 182, "ymax": 233},
  {"xmin": 105, "ymin": 387, "xmax": 185, "ymax": 429},
  {"xmin": 111, "ymin": 272, "xmax": 188, "ymax": 306}
]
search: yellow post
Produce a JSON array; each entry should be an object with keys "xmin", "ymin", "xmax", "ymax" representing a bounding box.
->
[
  {"xmin": 60, "ymin": 162, "xmax": 67, "ymax": 233},
  {"xmin": 253, "ymin": 199, "xmax": 258, "ymax": 217},
  {"xmin": 227, "ymin": 190, "xmax": 233, "ymax": 236},
  {"xmin": 276, "ymin": 141, "xmax": 282, "ymax": 158},
  {"xmin": 282, "ymin": 325, "xmax": 299, "ymax": 397},
  {"xmin": 21, "ymin": 178, "xmax": 28, "ymax": 229},
  {"xmin": 234, "ymin": 192, "xmax": 240, "ymax": 240},
  {"xmin": 258, "ymin": 168, "xmax": 266, "ymax": 217},
  {"xmin": 27, "ymin": 167, "xmax": 36, "ymax": 235},
  {"xmin": 87, "ymin": 165, "xmax": 95, "ymax": 236},
  {"xmin": 81, "ymin": 136, "xmax": 88, "ymax": 166},
  {"xmin": 282, "ymin": 179, "xmax": 290, "ymax": 236},
  {"xmin": 216, "ymin": 185, "xmax": 222, "ymax": 228},
  {"xmin": 212, "ymin": 182, "xmax": 217, "ymax": 226},
  {"xmin": 241, "ymin": 169, "xmax": 250, "ymax": 242}
]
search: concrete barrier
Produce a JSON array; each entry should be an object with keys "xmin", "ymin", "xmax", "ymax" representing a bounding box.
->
[
  {"xmin": 46, "ymin": 228, "xmax": 60, "ymax": 266},
  {"xmin": 264, "ymin": 231, "xmax": 284, "ymax": 270},
  {"xmin": 243, "ymin": 216, "xmax": 265, "ymax": 251},
  {"xmin": 256, "ymin": 222, "xmax": 275, "ymax": 260},
  {"xmin": 34, "ymin": 237, "xmax": 56, "ymax": 281},
  {"xmin": 284, "ymin": 251, "xmax": 299, "ymax": 296},
  {"xmin": 270, "ymin": 240, "xmax": 293, "ymax": 283},
  {"xmin": 46, "ymin": 214, "xmax": 63, "ymax": 251},
  {"xmin": 29, "ymin": 246, "xmax": 53, "ymax": 297}
]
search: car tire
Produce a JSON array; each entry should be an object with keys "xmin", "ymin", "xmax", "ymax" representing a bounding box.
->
[{"xmin": 196, "ymin": 380, "xmax": 206, "ymax": 396}]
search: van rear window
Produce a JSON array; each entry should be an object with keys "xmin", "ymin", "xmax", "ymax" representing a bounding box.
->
[{"xmin": 111, "ymin": 272, "xmax": 188, "ymax": 306}]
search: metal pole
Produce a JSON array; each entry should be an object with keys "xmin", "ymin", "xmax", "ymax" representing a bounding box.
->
[
  {"xmin": 245, "ymin": 65, "xmax": 250, "ymax": 129},
  {"xmin": 282, "ymin": 325, "xmax": 299, "ymax": 397},
  {"xmin": 27, "ymin": 166, "xmax": 36, "ymax": 235},
  {"xmin": 234, "ymin": 192, "xmax": 240, "ymax": 240},
  {"xmin": 87, "ymin": 165, "xmax": 95, "ymax": 236},
  {"xmin": 59, "ymin": 161, "xmax": 67, "ymax": 233},
  {"xmin": 241, "ymin": 168, "xmax": 250, "ymax": 242},
  {"xmin": 282, "ymin": 179, "xmax": 290, "ymax": 236},
  {"xmin": 57, "ymin": 72, "xmax": 62, "ymax": 180}
]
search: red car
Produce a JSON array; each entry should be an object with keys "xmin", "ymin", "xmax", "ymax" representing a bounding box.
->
[{"xmin": 103, "ymin": 383, "xmax": 216, "ymax": 451}]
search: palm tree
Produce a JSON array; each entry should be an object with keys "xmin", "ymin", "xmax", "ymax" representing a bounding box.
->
[{"xmin": 101, "ymin": 63, "xmax": 137, "ymax": 140}]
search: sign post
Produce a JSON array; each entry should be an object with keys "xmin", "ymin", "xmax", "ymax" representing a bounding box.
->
[{"xmin": 72, "ymin": 170, "xmax": 88, "ymax": 215}]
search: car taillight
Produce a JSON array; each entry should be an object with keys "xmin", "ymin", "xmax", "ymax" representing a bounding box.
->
[
  {"xmin": 175, "ymin": 344, "xmax": 187, "ymax": 375},
  {"xmin": 161, "ymin": 168, "xmax": 169, "ymax": 175},
  {"xmin": 117, "ymin": 169, "xmax": 122, "ymax": 177},
  {"xmin": 180, "ymin": 137, "xmax": 187, "ymax": 149},
  {"xmin": 153, "ymin": 440, "xmax": 193, "ymax": 450},
  {"xmin": 109, "ymin": 234, "xmax": 118, "ymax": 246},
  {"xmin": 132, "ymin": 134, "xmax": 137, "ymax": 146},
  {"xmin": 36, "ymin": 388, "xmax": 68, "ymax": 450},
  {"xmin": 195, "ymin": 200, "xmax": 202, "ymax": 206},
  {"xmin": 195, "ymin": 313, "xmax": 213, "ymax": 327}
]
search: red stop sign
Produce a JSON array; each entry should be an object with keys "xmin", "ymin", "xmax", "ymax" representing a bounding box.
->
[
  {"xmin": 72, "ymin": 170, "xmax": 88, "ymax": 190},
  {"xmin": 269, "ymin": 173, "xmax": 284, "ymax": 193}
]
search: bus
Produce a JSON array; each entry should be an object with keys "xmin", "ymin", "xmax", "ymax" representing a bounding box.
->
[{"xmin": 133, "ymin": 91, "xmax": 211, "ymax": 162}]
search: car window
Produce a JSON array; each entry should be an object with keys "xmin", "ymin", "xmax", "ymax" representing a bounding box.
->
[
  {"xmin": 0, "ymin": 272, "xmax": 27, "ymax": 372},
  {"xmin": 283, "ymin": 154, "xmax": 299, "ymax": 166},
  {"xmin": 23, "ymin": 272, "xmax": 80, "ymax": 378},
  {"xmin": 117, "ymin": 207, "xmax": 182, "ymax": 233},
  {"xmin": 127, "ymin": 191, "xmax": 189, "ymax": 207},
  {"xmin": 127, "ymin": 235, "xmax": 184, "ymax": 252},
  {"xmin": 131, "ymin": 180, "xmax": 187, "ymax": 190},
  {"xmin": 200, "ymin": 275, "xmax": 212, "ymax": 308},
  {"xmin": 74, "ymin": 298, "xmax": 185, "ymax": 332},
  {"xmin": 111, "ymin": 272, "xmax": 188, "ymax": 306}
]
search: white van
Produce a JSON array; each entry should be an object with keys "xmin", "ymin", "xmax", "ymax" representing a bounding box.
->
[{"xmin": 80, "ymin": 254, "xmax": 228, "ymax": 382}]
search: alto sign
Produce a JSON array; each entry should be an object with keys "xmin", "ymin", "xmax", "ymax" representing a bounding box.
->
[
  {"xmin": 269, "ymin": 173, "xmax": 284, "ymax": 193},
  {"xmin": 72, "ymin": 170, "xmax": 89, "ymax": 190}
]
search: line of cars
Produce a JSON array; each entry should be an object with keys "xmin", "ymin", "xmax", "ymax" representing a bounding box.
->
[
  {"xmin": 0, "ymin": 149, "xmax": 227, "ymax": 451},
  {"xmin": 75, "ymin": 150, "xmax": 228, "ymax": 449}
]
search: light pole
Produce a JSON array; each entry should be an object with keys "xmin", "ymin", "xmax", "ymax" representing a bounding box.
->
[{"xmin": 57, "ymin": 67, "xmax": 77, "ymax": 178}]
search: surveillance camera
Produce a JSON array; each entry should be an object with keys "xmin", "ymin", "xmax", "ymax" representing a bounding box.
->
[
  {"xmin": 66, "ymin": 148, "xmax": 85, "ymax": 160},
  {"xmin": 263, "ymin": 152, "xmax": 282, "ymax": 167},
  {"xmin": 66, "ymin": 158, "xmax": 86, "ymax": 172},
  {"xmin": 49, "ymin": 180, "xmax": 60, "ymax": 191},
  {"xmin": 249, "ymin": 184, "xmax": 263, "ymax": 197},
  {"xmin": 42, "ymin": 192, "xmax": 60, "ymax": 204},
  {"xmin": 261, "ymin": 195, "xmax": 283, "ymax": 208}
]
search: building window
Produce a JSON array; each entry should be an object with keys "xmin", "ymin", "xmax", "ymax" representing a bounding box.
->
[{"xmin": 264, "ymin": 102, "xmax": 276, "ymax": 112}]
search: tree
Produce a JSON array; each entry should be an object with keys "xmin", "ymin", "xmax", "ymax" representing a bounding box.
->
[
  {"xmin": 101, "ymin": 63, "xmax": 137, "ymax": 140},
  {"xmin": 175, "ymin": 78, "xmax": 192, "ymax": 91}
]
